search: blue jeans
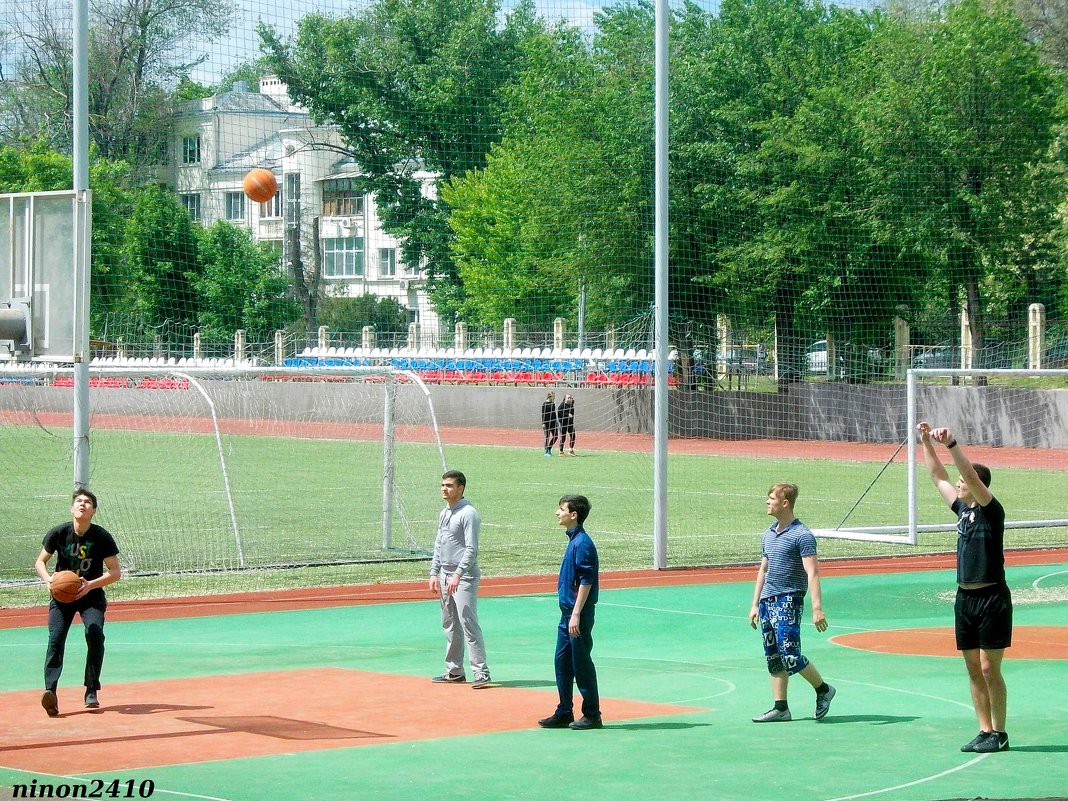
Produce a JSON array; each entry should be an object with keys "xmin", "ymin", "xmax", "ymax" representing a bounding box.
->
[{"xmin": 555, "ymin": 605, "xmax": 600, "ymax": 718}]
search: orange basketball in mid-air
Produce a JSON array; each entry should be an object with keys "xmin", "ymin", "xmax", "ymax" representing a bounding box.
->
[
  {"xmin": 243, "ymin": 168, "xmax": 278, "ymax": 204},
  {"xmin": 50, "ymin": 570, "xmax": 82, "ymax": 604}
]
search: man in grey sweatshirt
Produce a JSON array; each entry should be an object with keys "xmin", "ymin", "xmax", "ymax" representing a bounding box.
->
[{"xmin": 427, "ymin": 470, "xmax": 491, "ymax": 688}]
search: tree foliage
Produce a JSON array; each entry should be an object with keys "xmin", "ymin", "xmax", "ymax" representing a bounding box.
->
[
  {"xmin": 194, "ymin": 222, "xmax": 300, "ymax": 340},
  {"xmin": 259, "ymin": 0, "xmax": 544, "ymax": 321},
  {"xmin": 317, "ymin": 292, "xmax": 410, "ymax": 340},
  {"xmin": 0, "ymin": 0, "xmax": 234, "ymax": 166}
]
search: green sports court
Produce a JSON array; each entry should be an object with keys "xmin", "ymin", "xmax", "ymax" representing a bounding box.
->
[{"xmin": 1, "ymin": 553, "xmax": 1065, "ymax": 801}]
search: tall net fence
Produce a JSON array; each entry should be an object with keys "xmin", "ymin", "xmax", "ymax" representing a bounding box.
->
[{"xmin": 2, "ymin": 0, "xmax": 1068, "ymax": 601}]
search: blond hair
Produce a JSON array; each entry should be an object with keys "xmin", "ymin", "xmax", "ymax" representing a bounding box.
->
[{"xmin": 767, "ymin": 483, "xmax": 799, "ymax": 506}]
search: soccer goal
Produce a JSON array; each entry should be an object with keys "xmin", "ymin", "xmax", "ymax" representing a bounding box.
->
[
  {"xmin": 0, "ymin": 364, "xmax": 448, "ymax": 586},
  {"xmin": 808, "ymin": 368, "xmax": 1068, "ymax": 548}
]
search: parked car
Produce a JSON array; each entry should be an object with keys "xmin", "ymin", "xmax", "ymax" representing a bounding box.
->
[
  {"xmin": 911, "ymin": 340, "xmax": 958, "ymax": 370},
  {"xmin": 912, "ymin": 340, "xmax": 1014, "ymax": 370},
  {"xmin": 804, "ymin": 340, "xmax": 845, "ymax": 375}
]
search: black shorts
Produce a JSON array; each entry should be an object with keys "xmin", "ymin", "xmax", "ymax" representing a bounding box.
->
[{"xmin": 955, "ymin": 583, "xmax": 1013, "ymax": 651}]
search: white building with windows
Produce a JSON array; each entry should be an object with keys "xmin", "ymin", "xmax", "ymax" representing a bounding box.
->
[{"xmin": 168, "ymin": 76, "xmax": 441, "ymax": 341}]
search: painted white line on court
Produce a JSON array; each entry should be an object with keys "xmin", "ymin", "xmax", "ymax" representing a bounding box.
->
[
  {"xmin": 599, "ymin": 601, "xmax": 731, "ymax": 618},
  {"xmin": 834, "ymin": 678, "xmax": 973, "ymax": 711},
  {"xmin": 1032, "ymin": 568, "xmax": 1068, "ymax": 589},
  {"xmin": 821, "ymin": 754, "xmax": 986, "ymax": 801}
]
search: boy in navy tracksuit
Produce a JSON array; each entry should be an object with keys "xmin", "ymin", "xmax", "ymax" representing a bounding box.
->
[{"xmin": 538, "ymin": 494, "xmax": 601, "ymax": 730}]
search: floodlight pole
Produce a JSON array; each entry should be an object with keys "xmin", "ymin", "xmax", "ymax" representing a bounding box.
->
[
  {"xmin": 652, "ymin": 0, "xmax": 669, "ymax": 569},
  {"xmin": 72, "ymin": 0, "xmax": 91, "ymax": 489}
]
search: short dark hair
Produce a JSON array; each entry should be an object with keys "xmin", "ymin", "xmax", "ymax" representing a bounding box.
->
[
  {"xmin": 973, "ymin": 463, "xmax": 992, "ymax": 488},
  {"xmin": 559, "ymin": 494, "xmax": 592, "ymax": 526},
  {"xmin": 73, "ymin": 488, "xmax": 98, "ymax": 508},
  {"xmin": 442, "ymin": 470, "xmax": 467, "ymax": 487}
]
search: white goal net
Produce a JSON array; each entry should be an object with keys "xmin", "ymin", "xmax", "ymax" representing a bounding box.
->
[
  {"xmin": 809, "ymin": 368, "xmax": 1068, "ymax": 547},
  {"xmin": 0, "ymin": 365, "xmax": 448, "ymax": 591}
]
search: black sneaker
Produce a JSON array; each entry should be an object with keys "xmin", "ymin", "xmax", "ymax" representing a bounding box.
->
[
  {"xmin": 41, "ymin": 690, "xmax": 59, "ymax": 717},
  {"xmin": 471, "ymin": 671, "xmax": 492, "ymax": 689},
  {"xmin": 973, "ymin": 731, "xmax": 1009, "ymax": 753},
  {"xmin": 431, "ymin": 673, "xmax": 466, "ymax": 683},
  {"xmin": 814, "ymin": 685, "xmax": 836, "ymax": 720},
  {"xmin": 84, "ymin": 689, "xmax": 99, "ymax": 708},
  {"xmin": 538, "ymin": 713, "xmax": 574, "ymax": 728},
  {"xmin": 960, "ymin": 731, "xmax": 991, "ymax": 752},
  {"xmin": 569, "ymin": 715, "xmax": 603, "ymax": 730}
]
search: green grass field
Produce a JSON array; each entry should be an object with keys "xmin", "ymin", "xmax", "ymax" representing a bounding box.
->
[{"xmin": 3, "ymin": 423, "xmax": 1067, "ymax": 606}]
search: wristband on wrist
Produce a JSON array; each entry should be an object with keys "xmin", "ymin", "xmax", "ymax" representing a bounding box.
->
[{"xmin": 946, "ymin": 439, "xmax": 957, "ymax": 449}]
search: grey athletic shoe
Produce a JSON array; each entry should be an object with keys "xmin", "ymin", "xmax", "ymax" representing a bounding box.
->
[
  {"xmin": 814, "ymin": 685, "xmax": 836, "ymax": 720},
  {"xmin": 752, "ymin": 707, "xmax": 791, "ymax": 723},
  {"xmin": 471, "ymin": 671, "xmax": 492, "ymax": 689},
  {"xmin": 961, "ymin": 731, "xmax": 992, "ymax": 752},
  {"xmin": 431, "ymin": 673, "xmax": 466, "ymax": 683}
]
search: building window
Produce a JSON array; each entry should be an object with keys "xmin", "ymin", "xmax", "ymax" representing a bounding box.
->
[
  {"xmin": 180, "ymin": 193, "xmax": 201, "ymax": 221},
  {"xmin": 225, "ymin": 192, "xmax": 245, "ymax": 221},
  {"xmin": 322, "ymin": 178, "xmax": 365, "ymax": 217},
  {"xmin": 181, "ymin": 135, "xmax": 201, "ymax": 164},
  {"xmin": 284, "ymin": 173, "xmax": 300, "ymax": 229},
  {"xmin": 378, "ymin": 248, "xmax": 397, "ymax": 277},
  {"xmin": 323, "ymin": 237, "xmax": 364, "ymax": 278},
  {"xmin": 260, "ymin": 191, "xmax": 283, "ymax": 218}
]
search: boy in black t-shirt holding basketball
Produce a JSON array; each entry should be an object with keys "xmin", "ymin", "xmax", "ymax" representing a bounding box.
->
[
  {"xmin": 918, "ymin": 422, "xmax": 1012, "ymax": 753},
  {"xmin": 34, "ymin": 489, "xmax": 122, "ymax": 717}
]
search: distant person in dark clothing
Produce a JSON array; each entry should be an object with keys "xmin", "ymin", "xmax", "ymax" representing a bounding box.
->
[
  {"xmin": 541, "ymin": 392, "xmax": 558, "ymax": 456},
  {"xmin": 558, "ymin": 394, "xmax": 576, "ymax": 456}
]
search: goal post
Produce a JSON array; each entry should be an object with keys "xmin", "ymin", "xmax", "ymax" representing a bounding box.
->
[
  {"xmin": 905, "ymin": 367, "xmax": 1068, "ymax": 545},
  {"xmin": 0, "ymin": 364, "xmax": 448, "ymax": 588},
  {"xmin": 805, "ymin": 367, "xmax": 1068, "ymax": 548}
]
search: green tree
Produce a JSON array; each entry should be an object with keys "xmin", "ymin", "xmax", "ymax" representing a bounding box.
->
[
  {"xmin": 672, "ymin": 0, "xmax": 881, "ymax": 381},
  {"xmin": 859, "ymin": 0, "xmax": 1063, "ymax": 352},
  {"xmin": 259, "ymin": 0, "xmax": 544, "ymax": 321},
  {"xmin": 194, "ymin": 222, "xmax": 300, "ymax": 341},
  {"xmin": 445, "ymin": 4, "xmax": 658, "ymax": 333},
  {"xmin": 317, "ymin": 292, "xmax": 410, "ymax": 342},
  {"xmin": 0, "ymin": 0, "xmax": 235, "ymax": 167},
  {"xmin": 122, "ymin": 184, "xmax": 201, "ymax": 338}
]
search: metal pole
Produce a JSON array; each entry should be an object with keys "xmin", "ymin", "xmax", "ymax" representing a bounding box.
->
[
  {"xmin": 577, "ymin": 276, "xmax": 586, "ymax": 351},
  {"xmin": 72, "ymin": 0, "xmax": 91, "ymax": 489},
  {"xmin": 906, "ymin": 369, "xmax": 917, "ymax": 544},
  {"xmin": 652, "ymin": 0, "xmax": 669, "ymax": 569}
]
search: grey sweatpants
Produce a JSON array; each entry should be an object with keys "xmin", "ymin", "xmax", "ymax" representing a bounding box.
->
[{"xmin": 436, "ymin": 571, "xmax": 489, "ymax": 676}]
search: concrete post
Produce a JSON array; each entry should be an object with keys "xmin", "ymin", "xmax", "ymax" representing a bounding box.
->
[{"xmin": 1029, "ymin": 303, "xmax": 1046, "ymax": 369}]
